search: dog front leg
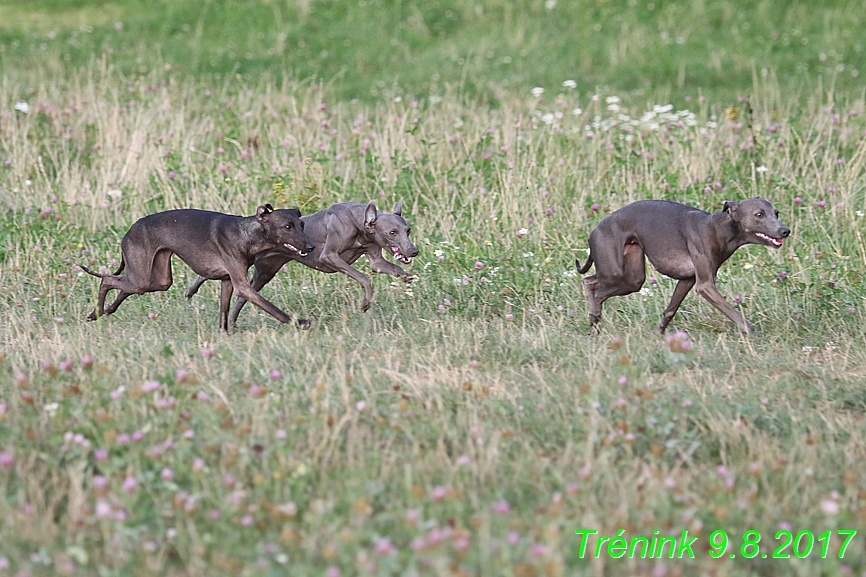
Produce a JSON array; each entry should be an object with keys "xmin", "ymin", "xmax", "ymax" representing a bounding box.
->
[
  {"xmin": 321, "ymin": 253, "xmax": 375, "ymax": 311},
  {"xmin": 659, "ymin": 278, "xmax": 696, "ymax": 333},
  {"xmin": 232, "ymin": 278, "xmax": 310, "ymax": 328},
  {"xmin": 229, "ymin": 265, "xmax": 280, "ymax": 325},
  {"xmin": 219, "ymin": 279, "xmax": 233, "ymax": 332},
  {"xmin": 366, "ymin": 249, "xmax": 411, "ymax": 281},
  {"xmin": 695, "ymin": 281, "xmax": 755, "ymax": 334}
]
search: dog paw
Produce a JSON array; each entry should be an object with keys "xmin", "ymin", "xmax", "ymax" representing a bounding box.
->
[
  {"xmin": 361, "ymin": 301, "xmax": 372, "ymax": 312},
  {"xmin": 401, "ymin": 274, "xmax": 417, "ymax": 283},
  {"xmin": 296, "ymin": 318, "xmax": 312, "ymax": 330},
  {"xmin": 86, "ymin": 312, "xmax": 98, "ymax": 321}
]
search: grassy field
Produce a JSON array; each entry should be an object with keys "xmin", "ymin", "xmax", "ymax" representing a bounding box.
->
[{"xmin": 1, "ymin": 1, "xmax": 866, "ymax": 576}]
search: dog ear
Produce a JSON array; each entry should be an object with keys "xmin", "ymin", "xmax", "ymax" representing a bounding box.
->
[
  {"xmin": 287, "ymin": 208, "xmax": 302, "ymax": 218},
  {"xmin": 365, "ymin": 200, "xmax": 378, "ymax": 228},
  {"xmin": 723, "ymin": 200, "xmax": 738, "ymax": 214},
  {"xmin": 256, "ymin": 205, "xmax": 272, "ymax": 221},
  {"xmin": 393, "ymin": 199, "xmax": 403, "ymax": 216}
]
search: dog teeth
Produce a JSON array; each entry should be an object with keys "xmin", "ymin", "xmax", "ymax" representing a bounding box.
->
[
  {"xmin": 284, "ymin": 243, "xmax": 300, "ymax": 253},
  {"xmin": 756, "ymin": 233, "xmax": 783, "ymax": 246}
]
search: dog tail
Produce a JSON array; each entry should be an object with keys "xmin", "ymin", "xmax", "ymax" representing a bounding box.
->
[
  {"xmin": 575, "ymin": 254, "xmax": 593, "ymax": 275},
  {"xmin": 80, "ymin": 265, "xmax": 103, "ymax": 278},
  {"xmin": 81, "ymin": 258, "xmax": 124, "ymax": 278}
]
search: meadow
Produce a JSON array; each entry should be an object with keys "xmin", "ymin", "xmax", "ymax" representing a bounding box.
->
[{"xmin": 1, "ymin": 1, "xmax": 866, "ymax": 576}]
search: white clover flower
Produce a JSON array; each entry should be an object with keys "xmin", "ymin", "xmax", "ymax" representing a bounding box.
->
[
  {"xmin": 531, "ymin": 87, "xmax": 545, "ymax": 98},
  {"xmin": 572, "ymin": 107, "xmax": 583, "ymax": 115},
  {"xmin": 13, "ymin": 101, "xmax": 30, "ymax": 114},
  {"xmin": 605, "ymin": 96, "xmax": 620, "ymax": 104},
  {"xmin": 107, "ymin": 189, "xmax": 122, "ymax": 200},
  {"xmin": 755, "ymin": 166, "xmax": 769, "ymax": 173},
  {"xmin": 856, "ymin": 210, "xmax": 864, "ymax": 217},
  {"xmin": 541, "ymin": 113, "xmax": 555, "ymax": 125},
  {"xmin": 607, "ymin": 104, "xmax": 621, "ymax": 112},
  {"xmin": 562, "ymin": 79, "xmax": 577, "ymax": 89},
  {"xmin": 654, "ymin": 104, "xmax": 673, "ymax": 113}
]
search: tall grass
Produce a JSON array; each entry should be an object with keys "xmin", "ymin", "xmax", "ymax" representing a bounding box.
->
[{"xmin": 1, "ymin": 0, "xmax": 865, "ymax": 103}]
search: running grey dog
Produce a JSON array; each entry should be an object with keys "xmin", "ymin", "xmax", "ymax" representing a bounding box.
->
[
  {"xmin": 184, "ymin": 200, "xmax": 419, "ymax": 324},
  {"xmin": 576, "ymin": 197, "xmax": 790, "ymax": 334},
  {"xmin": 82, "ymin": 205, "xmax": 315, "ymax": 332}
]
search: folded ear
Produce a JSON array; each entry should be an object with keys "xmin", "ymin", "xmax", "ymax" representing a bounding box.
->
[
  {"xmin": 393, "ymin": 199, "xmax": 403, "ymax": 217},
  {"xmin": 256, "ymin": 204, "xmax": 272, "ymax": 221},
  {"xmin": 365, "ymin": 200, "xmax": 378, "ymax": 228},
  {"xmin": 723, "ymin": 200, "xmax": 738, "ymax": 214},
  {"xmin": 286, "ymin": 208, "xmax": 302, "ymax": 218}
]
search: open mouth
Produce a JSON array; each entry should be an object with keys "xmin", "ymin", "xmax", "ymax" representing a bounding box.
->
[
  {"xmin": 755, "ymin": 232, "xmax": 784, "ymax": 247},
  {"xmin": 391, "ymin": 246, "xmax": 413, "ymax": 264},
  {"xmin": 284, "ymin": 243, "xmax": 309, "ymax": 257}
]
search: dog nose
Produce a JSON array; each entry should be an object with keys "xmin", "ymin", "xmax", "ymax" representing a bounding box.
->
[
  {"xmin": 409, "ymin": 247, "xmax": 419, "ymax": 258},
  {"xmin": 780, "ymin": 227, "xmax": 791, "ymax": 238},
  {"xmin": 306, "ymin": 242, "xmax": 316, "ymax": 252}
]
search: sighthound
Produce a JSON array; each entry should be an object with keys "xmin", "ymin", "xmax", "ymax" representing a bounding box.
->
[
  {"xmin": 185, "ymin": 200, "xmax": 419, "ymax": 325},
  {"xmin": 576, "ymin": 197, "xmax": 790, "ymax": 334},
  {"xmin": 82, "ymin": 205, "xmax": 315, "ymax": 332}
]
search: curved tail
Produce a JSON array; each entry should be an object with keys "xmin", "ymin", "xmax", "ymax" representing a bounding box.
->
[
  {"xmin": 575, "ymin": 254, "xmax": 593, "ymax": 275},
  {"xmin": 81, "ymin": 258, "xmax": 125, "ymax": 278}
]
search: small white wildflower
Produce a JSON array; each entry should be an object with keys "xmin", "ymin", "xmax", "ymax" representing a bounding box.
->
[
  {"xmin": 531, "ymin": 87, "xmax": 545, "ymax": 98},
  {"xmin": 654, "ymin": 104, "xmax": 673, "ymax": 113},
  {"xmin": 855, "ymin": 210, "xmax": 863, "ymax": 217},
  {"xmin": 755, "ymin": 166, "xmax": 769, "ymax": 173},
  {"xmin": 541, "ymin": 113, "xmax": 555, "ymax": 125},
  {"xmin": 516, "ymin": 228, "xmax": 529, "ymax": 238},
  {"xmin": 608, "ymin": 104, "xmax": 621, "ymax": 112},
  {"xmin": 429, "ymin": 95, "xmax": 443, "ymax": 104},
  {"xmin": 107, "ymin": 189, "xmax": 122, "ymax": 200},
  {"xmin": 605, "ymin": 96, "xmax": 620, "ymax": 104},
  {"xmin": 14, "ymin": 101, "xmax": 30, "ymax": 114},
  {"xmin": 743, "ymin": 262, "xmax": 754, "ymax": 270},
  {"xmin": 545, "ymin": 0, "xmax": 556, "ymax": 9},
  {"xmin": 572, "ymin": 107, "xmax": 583, "ymax": 115},
  {"xmin": 639, "ymin": 287, "xmax": 654, "ymax": 297},
  {"xmin": 562, "ymin": 79, "xmax": 577, "ymax": 89}
]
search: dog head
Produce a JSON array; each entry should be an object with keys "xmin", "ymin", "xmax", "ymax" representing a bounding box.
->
[
  {"xmin": 364, "ymin": 199, "xmax": 419, "ymax": 265},
  {"xmin": 723, "ymin": 197, "xmax": 790, "ymax": 248},
  {"xmin": 256, "ymin": 204, "xmax": 315, "ymax": 257}
]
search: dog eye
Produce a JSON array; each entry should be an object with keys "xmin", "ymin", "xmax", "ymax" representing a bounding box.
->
[
  {"xmin": 286, "ymin": 223, "xmax": 293, "ymax": 229},
  {"xmin": 407, "ymin": 229, "xmax": 411, "ymax": 235},
  {"xmin": 389, "ymin": 230, "xmax": 397, "ymax": 236},
  {"xmin": 756, "ymin": 212, "xmax": 763, "ymax": 218}
]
